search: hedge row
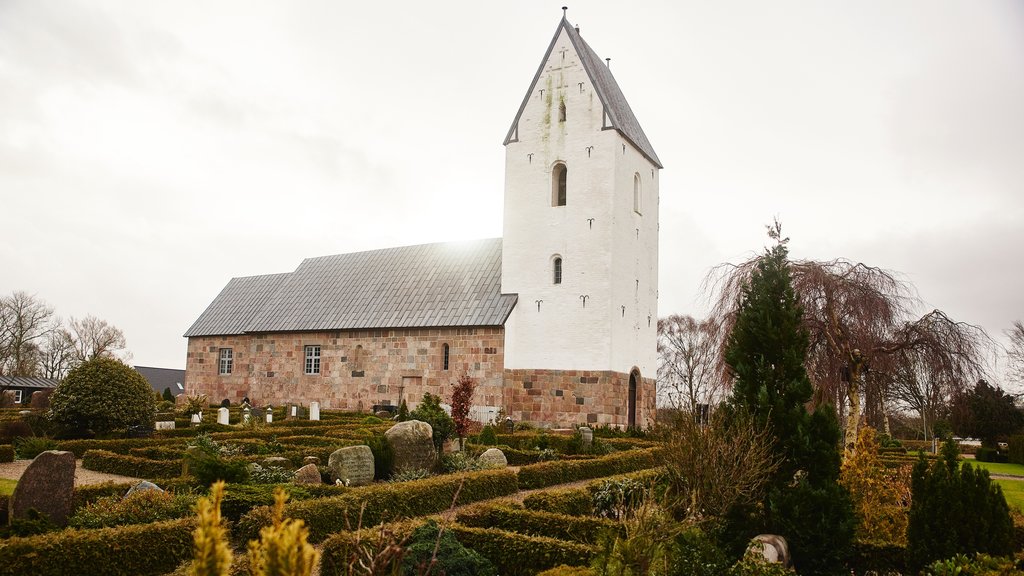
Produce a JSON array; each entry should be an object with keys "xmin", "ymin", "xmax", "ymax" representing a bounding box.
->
[
  {"xmin": 236, "ymin": 468, "xmax": 519, "ymax": 543},
  {"xmin": 0, "ymin": 517, "xmax": 195, "ymax": 576},
  {"xmin": 82, "ymin": 449, "xmax": 182, "ymax": 478},
  {"xmin": 517, "ymin": 448, "xmax": 660, "ymax": 489},
  {"xmin": 57, "ymin": 437, "xmax": 182, "ymax": 458},
  {"xmin": 0, "ymin": 444, "xmax": 12, "ymax": 463},
  {"xmin": 455, "ymin": 503, "xmax": 619, "ymax": 544},
  {"xmin": 447, "ymin": 524, "xmax": 595, "ymax": 576},
  {"xmin": 319, "ymin": 519, "xmax": 425, "ymax": 576},
  {"xmin": 521, "ymin": 487, "xmax": 593, "ymax": 516}
]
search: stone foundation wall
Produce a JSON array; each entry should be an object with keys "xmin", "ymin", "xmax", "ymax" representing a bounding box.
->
[
  {"xmin": 503, "ymin": 368, "xmax": 656, "ymax": 428},
  {"xmin": 185, "ymin": 327, "xmax": 506, "ymax": 410}
]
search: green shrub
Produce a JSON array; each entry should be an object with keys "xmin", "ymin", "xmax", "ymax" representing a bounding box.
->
[
  {"xmin": 536, "ymin": 567, "xmax": 595, "ymax": 576},
  {"xmin": 727, "ymin": 557, "xmax": 797, "ymax": 575},
  {"xmin": 923, "ymin": 553, "xmax": 1023, "ymax": 575},
  {"xmin": 49, "ymin": 357, "xmax": 156, "ymax": 437},
  {"xmin": 517, "ymin": 448, "xmax": 660, "ymax": 490},
  {"xmin": 236, "ymin": 468, "xmax": 519, "ymax": 544},
  {"xmin": 82, "ymin": 449, "xmax": 182, "ymax": 478},
  {"xmin": 69, "ymin": 489, "xmax": 197, "ymax": 528},
  {"xmin": 13, "ymin": 436, "xmax": 58, "ymax": 459},
  {"xmin": 668, "ymin": 526, "xmax": 733, "ymax": 576},
  {"xmin": 455, "ymin": 503, "xmax": 618, "ymax": 545},
  {"xmin": 390, "ymin": 468, "xmax": 434, "ymax": 483},
  {"xmin": 1009, "ymin": 435, "xmax": 1024, "ymax": 465},
  {"xmin": 590, "ymin": 477, "xmax": 645, "ymax": 520},
  {"xmin": 766, "ymin": 478, "xmax": 856, "ymax": 576},
  {"xmin": 0, "ymin": 517, "xmax": 195, "ymax": 576},
  {"xmin": 365, "ymin": 432, "xmax": 394, "ymax": 480},
  {"xmin": 402, "ymin": 519, "xmax": 497, "ymax": 576},
  {"xmin": 410, "ymin": 393, "xmax": 455, "ymax": 455},
  {"xmin": 186, "ymin": 450, "xmax": 250, "ymax": 486},
  {"xmin": 446, "ymin": 524, "xmax": 594, "ymax": 576},
  {"xmin": 0, "ymin": 444, "xmax": 13, "ymax": 463},
  {"xmin": 0, "ymin": 420, "xmax": 33, "ymax": 443},
  {"xmin": 479, "ymin": 424, "xmax": 498, "ymax": 446},
  {"xmin": 975, "ymin": 446, "xmax": 1008, "ymax": 463},
  {"xmin": 248, "ymin": 462, "xmax": 294, "ymax": 484},
  {"xmin": 72, "ymin": 481, "xmax": 135, "ymax": 511},
  {"xmin": 218, "ymin": 483, "xmax": 318, "ymax": 522},
  {"xmin": 522, "ymin": 487, "xmax": 593, "ymax": 517},
  {"xmin": 907, "ymin": 440, "xmax": 1015, "ymax": 569}
]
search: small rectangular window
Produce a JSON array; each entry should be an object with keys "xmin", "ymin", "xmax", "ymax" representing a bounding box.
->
[
  {"xmin": 218, "ymin": 348, "xmax": 233, "ymax": 375},
  {"xmin": 305, "ymin": 345, "xmax": 321, "ymax": 375}
]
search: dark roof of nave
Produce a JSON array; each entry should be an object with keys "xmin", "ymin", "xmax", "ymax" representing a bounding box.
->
[
  {"xmin": 503, "ymin": 16, "xmax": 663, "ymax": 169},
  {"xmin": 183, "ymin": 238, "xmax": 518, "ymax": 337}
]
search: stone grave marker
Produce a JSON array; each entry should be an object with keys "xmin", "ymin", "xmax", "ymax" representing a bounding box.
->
[
  {"xmin": 328, "ymin": 445, "xmax": 375, "ymax": 486},
  {"xmin": 10, "ymin": 451, "xmax": 75, "ymax": 526},
  {"xmin": 309, "ymin": 401, "xmax": 320, "ymax": 421},
  {"xmin": 217, "ymin": 407, "xmax": 230, "ymax": 425},
  {"xmin": 385, "ymin": 420, "xmax": 435, "ymax": 472}
]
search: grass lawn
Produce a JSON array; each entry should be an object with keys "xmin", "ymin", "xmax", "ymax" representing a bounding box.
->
[
  {"xmin": 995, "ymin": 479, "xmax": 1024, "ymax": 512},
  {"xmin": 0, "ymin": 478, "xmax": 16, "ymax": 496},
  {"xmin": 967, "ymin": 460, "xmax": 1024, "ymax": 477}
]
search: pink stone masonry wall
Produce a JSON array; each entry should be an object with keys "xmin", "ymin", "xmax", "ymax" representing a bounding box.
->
[
  {"xmin": 185, "ymin": 327, "xmax": 505, "ymax": 410},
  {"xmin": 503, "ymin": 369, "xmax": 657, "ymax": 428}
]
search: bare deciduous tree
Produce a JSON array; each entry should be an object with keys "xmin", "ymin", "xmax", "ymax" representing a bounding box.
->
[
  {"xmin": 39, "ymin": 325, "xmax": 77, "ymax": 380},
  {"xmin": 0, "ymin": 291, "xmax": 54, "ymax": 376},
  {"xmin": 657, "ymin": 314, "xmax": 722, "ymax": 412},
  {"xmin": 1008, "ymin": 321, "xmax": 1024, "ymax": 385},
  {"xmin": 708, "ymin": 256, "xmax": 990, "ymax": 453},
  {"xmin": 70, "ymin": 315, "xmax": 128, "ymax": 362}
]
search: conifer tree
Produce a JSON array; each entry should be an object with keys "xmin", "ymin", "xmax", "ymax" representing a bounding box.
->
[{"xmin": 723, "ymin": 223, "xmax": 854, "ymax": 575}]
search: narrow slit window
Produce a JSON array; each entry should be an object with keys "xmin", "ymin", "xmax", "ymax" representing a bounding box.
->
[
  {"xmin": 443, "ymin": 343, "xmax": 450, "ymax": 371},
  {"xmin": 552, "ymin": 163, "xmax": 567, "ymax": 206},
  {"xmin": 558, "ymin": 100, "xmax": 566, "ymax": 122},
  {"xmin": 553, "ymin": 257, "xmax": 563, "ymax": 284},
  {"xmin": 633, "ymin": 173, "xmax": 642, "ymax": 214}
]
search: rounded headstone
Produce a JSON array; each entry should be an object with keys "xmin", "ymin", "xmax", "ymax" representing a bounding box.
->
[
  {"xmin": 478, "ymin": 448, "xmax": 508, "ymax": 468},
  {"xmin": 384, "ymin": 420, "xmax": 436, "ymax": 472},
  {"xmin": 262, "ymin": 456, "xmax": 291, "ymax": 469},
  {"xmin": 293, "ymin": 463, "xmax": 322, "ymax": 485},
  {"xmin": 10, "ymin": 450, "xmax": 76, "ymax": 526},
  {"xmin": 328, "ymin": 445, "xmax": 375, "ymax": 487},
  {"xmin": 125, "ymin": 481, "xmax": 164, "ymax": 497},
  {"xmin": 217, "ymin": 407, "xmax": 230, "ymax": 425},
  {"xmin": 745, "ymin": 534, "xmax": 790, "ymax": 567}
]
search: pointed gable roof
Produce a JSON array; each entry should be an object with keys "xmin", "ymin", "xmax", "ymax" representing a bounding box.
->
[{"xmin": 503, "ymin": 15, "xmax": 663, "ymax": 169}]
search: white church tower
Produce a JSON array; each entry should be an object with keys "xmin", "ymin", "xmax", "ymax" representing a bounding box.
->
[{"xmin": 501, "ymin": 10, "xmax": 662, "ymax": 427}]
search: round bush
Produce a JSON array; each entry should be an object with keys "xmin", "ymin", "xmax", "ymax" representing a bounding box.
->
[{"xmin": 49, "ymin": 357, "xmax": 156, "ymax": 436}]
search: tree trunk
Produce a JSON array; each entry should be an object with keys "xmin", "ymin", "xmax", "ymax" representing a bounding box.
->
[{"xmin": 844, "ymin": 351, "xmax": 866, "ymax": 456}]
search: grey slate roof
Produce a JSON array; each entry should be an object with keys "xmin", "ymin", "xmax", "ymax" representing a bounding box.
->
[
  {"xmin": 184, "ymin": 238, "xmax": 518, "ymax": 337},
  {"xmin": 135, "ymin": 366, "xmax": 187, "ymax": 395},
  {"xmin": 503, "ymin": 16, "xmax": 663, "ymax": 169},
  {"xmin": 0, "ymin": 376, "xmax": 58, "ymax": 389}
]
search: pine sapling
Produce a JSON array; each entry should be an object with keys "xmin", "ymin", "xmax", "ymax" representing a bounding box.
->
[
  {"xmin": 190, "ymin": 481, "xmax": 232, "ymax": 576},
  {"xmin": 248, "ymin": 487, "xmax": 319, "ymax": 576}
]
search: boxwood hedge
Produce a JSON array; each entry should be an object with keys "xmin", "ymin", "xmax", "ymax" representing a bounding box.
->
[
  {"xmin": 447, "ymin": 524, "xmax": 594, "ymax": 576},
  {"xmin": 517, "ymin": 448, "xmax": 660, "ymax": 489},
  {"xmin": 82, "ymin": 449, "xmax": 182, "ymax": 478},
  {"xmin": 455, "ymin": 503, "xmax": 619, "ymax": 544}
]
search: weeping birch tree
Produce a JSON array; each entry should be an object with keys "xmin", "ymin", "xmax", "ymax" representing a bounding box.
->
[{"xmin": 707, "ymin": 229, "xmax": 990, "ymax": 453}]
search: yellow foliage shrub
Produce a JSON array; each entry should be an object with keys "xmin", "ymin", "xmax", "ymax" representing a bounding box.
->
[{"xmin": 840, "ymin": 427, "xmax": 911, "ymax": 546}]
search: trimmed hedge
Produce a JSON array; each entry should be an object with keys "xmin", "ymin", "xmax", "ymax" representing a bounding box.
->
[
  {"xmin": 319, "ymin": 519, "xmax": 425, "ymax": 576},
  {"xmin": 218, "ymin": 482, "xmax": 346, "ymax": 522},
  {"xmin": 521, "ymin": 487, "xmax": 592, "ymax": 516},
  {"xmin": 236, "ymin": 468, "xmax": 519, "ymax": 543},
  {"xmin": 447, "ymin": 524, "xmax": 594, "ymax": 576},
  {"xmin": 0, "ymin": 517, "xmax": 195, "ymax": 576},
  {"xmin": 0, "ymin": 444, "xmax": 13, "ymax": 463},
  {"xmin": 82, "ymin": 449, "xmax": 182, "ymax": 478},
  {"xmin": 57, "ymin": 437, "xmax": 182, "ymax": 458},
  {"xmin": 1010, "ymin": 435, "xmax": 1024, "ymax": 465},
  {"xmin": 72, "ymin": 481, "xmax": 135, "ymax": 511},
  {"xmin": 455, "ymin": 503, "xmax": 619, "ymax": 544},
  {"xmin": 517, "ymin": 448, "xmax": 660, "ymax": 489}
]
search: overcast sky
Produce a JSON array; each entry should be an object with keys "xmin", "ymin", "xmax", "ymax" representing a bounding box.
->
[{"xmin": 1, "ymin": 1, "xmax": 1022, "ymax": 380}]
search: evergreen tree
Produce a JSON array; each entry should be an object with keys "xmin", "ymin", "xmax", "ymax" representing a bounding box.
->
[
  {"xmin": 723, "ymin": 224, "xmax": 854, "ymax": 575},
  {"xmin": 163, "ymin": 387, "xmax": 175, "ymax": 402}
]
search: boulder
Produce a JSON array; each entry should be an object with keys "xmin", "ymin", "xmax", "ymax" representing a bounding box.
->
[
  {"xmin": 745, "ymin": 534, "xmax": 790, "ymax": 567},
  {"xmin": 385, "ymin": 420, "xmax": 436, "ymax": 472},
  {"xmin": 125, "ymin": 481, "xmax": 163, "ymax": 497},
  {"xmin": 302, "ymin": 456, "xmax": 321, "ymax": 466},
  {"xmin": 10, "ymin": 450, "xmax": 75, "ymax": 526},
  {"xmin": 262, "ymin": 456, "xmax": 291, "ymax": 469},
  {"xmin": 328, "ymin": 445, "xmax": 375, "ymax": 486},
  {"xmin": 478, "ymin": 448, "xmax": 508, "ymax": 468},
  {"xmin": 293, "ymin": 463, "xmax": 322, "ymax": 485}
]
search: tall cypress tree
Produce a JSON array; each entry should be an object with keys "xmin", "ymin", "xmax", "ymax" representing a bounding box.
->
[{"xmin": 723, "ymin": 225, "xmax": 854, "ymax": 575}]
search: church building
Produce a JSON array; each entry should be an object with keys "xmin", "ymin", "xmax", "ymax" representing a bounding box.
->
[{"xmin": 183, "ymin": 12, "xmax": 662, "ymax": 428}]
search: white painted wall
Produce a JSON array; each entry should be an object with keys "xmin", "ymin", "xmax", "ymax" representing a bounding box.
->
[{"xmin": 501, "ymin": 26, "xmax": 659, "ymax": 377}]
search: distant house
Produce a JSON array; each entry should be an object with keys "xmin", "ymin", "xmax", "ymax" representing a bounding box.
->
[
  {"xmin": 0, "ymin": 376, "xmax": 58, "ymax": 406},
  {"xmin": 134, "ymin": 366, "xmax": 186, "ymax": 397}
]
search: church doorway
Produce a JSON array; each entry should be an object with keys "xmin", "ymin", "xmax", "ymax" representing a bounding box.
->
[{"xmin": 627, "ymin": 370, "xmax": 639, "ymax": 428}]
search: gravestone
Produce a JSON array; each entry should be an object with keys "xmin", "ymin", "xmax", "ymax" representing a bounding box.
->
[
  {"xmin": 294, "ymin": 463, "xmax": 322, "ymax": 485},
  {"xmin": 262, "ymin": 456, "xmax": 290, "ymax": 469},
  {"xmin": 745, "ymin": 534, "xmax": 790, "ymax": 567},
  {"xmin": 309, "ymin": 401, "xmax": 320, "ymax": 421},
  {"xmin": 10, "ymin": 451, "xmax": 75, "ymax": 526},
  {"xmin": 478, "ymin": 448, "xmax": 508, "ymax": 468},
  {"xmin": 155, "ymin": 421, "xmax": 175, "ymax": 430},
  {"xmin": 579, "ymin": 426, "xmax": 593, "ymax": 448},
  {"xmin": 125, "ymin": 481, "xmax": 163, "ymax": 497},
  {"xmin": 385, "ymin": 420, "xmax": 435, "ymax": 472},
  {"xmin": 30, "ymin": 390, "xmax": 52, "ymax": 409},
  {"xmin": 242, "ymin": 407, "xmax": 251, "ymax": 423},
  {"xmin": 303, "ymin": 456, "xmax": 321, "ymax": 466},
  {"xmin": 190, "ymin": 413, "xmax": 202, "ymax": 426},
  {"xmin": 217, "ymin": 407, "xmax": 230, "ymax": 425},
  {"xmin": 265, "ymin": 405, "xmax": 274, "ymax": 423},
  {"xmin": 328, "ymin": 445, "xmax": 375, "ymax": 486}
]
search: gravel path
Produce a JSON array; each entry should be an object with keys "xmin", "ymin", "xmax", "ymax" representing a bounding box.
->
[{"xmin": 0, "ymin": 459, "xmax": 142, "ymax": 486}]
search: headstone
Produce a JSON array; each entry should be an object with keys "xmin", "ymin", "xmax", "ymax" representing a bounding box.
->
[
  {"xmin": 303, "ymin": 456, "xmax": 321, "ymax": 466},
  {"xmin": 579, "ymin": 426, "xmax": 593, "ymax": 448},
  {"xmin": 328, "ymin": 445, "xmax": 375, "ymax": 486},
  {"xmin": 262, "ymin": 456, "xmax": 291, "ymax": 469},
  {"xmin": 745, "ymin": 535, "xmax": 790, "ymax": 567},
  {"xmin": 384, "ymin": 420, "xmax": 436, "ymax": 472},
  {"xmin": 309, "ymin": 401, "xmax": 320, "ymax": 421},
  {"xmin": 30, "ymin": 390, "xmax": 52, "ymax": 409},
  {"xmin": 217, "ymin": 407, "xmax": 230, "ymax": 425},
  {"xmin": 242, "ymin": 407, "xmax": 251, "ymax": 423},
  {"xmin": 294, "ymin": 463, "xmax": 322, "ymax": 485},
  {"xmin": 478, "ymin": 448, "xmax": 508, "ymax": 468},
  {"xmin": 10, "ymin": 451, "xmax": 75, "ymax": 526},
  {"xmin": 125, "ymin": 481, "xmax": 163, "ymax": 497},
  {"xmin": 504, "ymin": 416, "xmax": 515, "ymax": 434},
  {"xmin": 190, "ymin": 413, "xmax": 202, "ymax": 426},
  {"xmin": 290, "ymin": 405, "xmax": 298, "ymax": 419},
  {"xmin": 155, "ymin": 421, "xmax": 176, "ymax": 430},
  {"xmin": 265, "ymin": 405, "xmax": 273, "ymax": 423}
]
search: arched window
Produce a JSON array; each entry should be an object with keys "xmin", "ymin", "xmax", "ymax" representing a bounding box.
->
[
  {"xmin": 558, "ymin": 100, "xmax": 566, "ymax": 122},
  {"xmin": 442, "ymin": 343, "xmax": 450, "ymax": 371},
  {"xmin": 633, "ymin": 173, "xmax": 642, "ymax": 214},
  {"xmin": 553, "ymin": 256, "xmax": 563, "ymax": 284},
  {"xmin": 552, "ymin": 163, "xmax": 567, "ymax": 207}
]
